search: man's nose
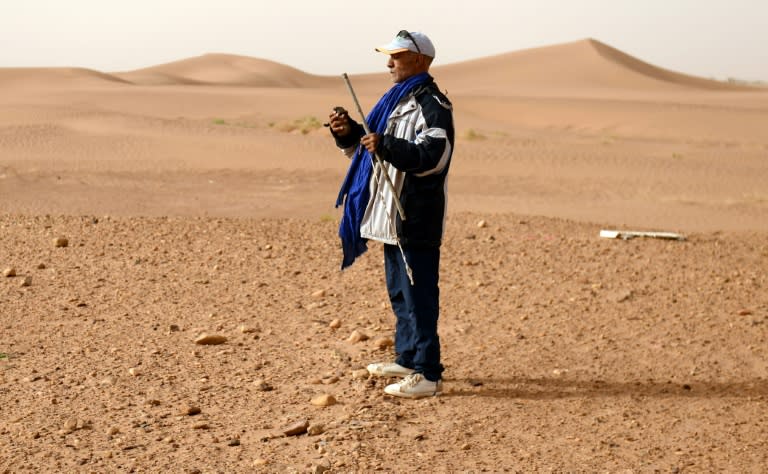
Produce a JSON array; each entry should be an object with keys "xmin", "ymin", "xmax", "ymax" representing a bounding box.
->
[{"xmin": 387, "ymin": 57, "xmax": 394, "ymax": 67}]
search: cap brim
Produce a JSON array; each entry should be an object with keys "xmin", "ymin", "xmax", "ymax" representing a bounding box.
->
[{"xmin": 375, "ymin": 46, "xmax": 410, "ymax": 55}]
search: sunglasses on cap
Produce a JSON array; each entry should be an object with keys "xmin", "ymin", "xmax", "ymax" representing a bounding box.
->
[{"xmin": 397, "ymin": 30, "xmax": 422, "ymax": 55}]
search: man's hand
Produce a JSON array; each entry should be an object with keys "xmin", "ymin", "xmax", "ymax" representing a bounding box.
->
[
  {"xmin": 360, "ymin": 133, "xmax": 380, "ymax": 154},
  {"xmin": 327, "ymin": 107, "xmax": 351, "ymax": 136}
]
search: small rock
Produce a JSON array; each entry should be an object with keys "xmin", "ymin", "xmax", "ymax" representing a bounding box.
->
[
  {"xmin": 461, "ymin": 443, "xmax": 471, "ymax": 450},
  {"xmin": 477, "ymin": 220, "xmax": 487, "ymax": 228},
  {"xmin": 253, "ymin": 459, "xmax": 268, "ymax": 467},
  {"xmin": 351, "ymin": 369, "xmax": 370, "ymax": 380},
  {"xmin": 107, "ymin": 426, "xmax": 120, "ymax": 436},
  {"xmin": 253, "ymin": 379, "xmax": 273, "ymax": 392},
  {"xmin": 239, "ymin": 325, "xmax": 258, "ymax": 334},
  {"xmin": 311, "ymin": 289, "xmax": 326, "ymax": 298},
  {"xmin": 181, "ymin": 404, "xmax": 201, "ymax": 416},
  {"xmin": 227, "ymin": 438, "xmax": 240, "ymax": 447},
  {"xmin": 53, "ymin": 237, "xmax": 69, "ymax": 248},
  {"xmin": 63, "ymin": 418, "xmax": 79, "ymax": 433},
  {"xmin": 20, "ymin": 276, "xmax": 32, "ymax": 287},
  {"xmin": 283, "ymin": 419, "xmax": 309, "ymax": 436},
  {"xmin": 192, "ymin": 422, "xmax": 209, "ymax": 430},
  {"xmin": 169, "ymin": 324, "xmax": 180, "ymax": 332},
  {"xmin": 329, "ymin": 319, "xmax": 341, "ymax": 329},
  {"xmin": 2, "ymin": 267, "xmax": 15, "ymax": 277},
  {"xmin": 373, "ymin": 337, "xmax": 394, "ymax": 350},
  {"xmin": 195, "ymin": 334, "xmax": 227, "ymax": 345},
  {"xmin": 311, "ymin": 394, "xmax": 337, "ymax": 407},
  {"xmin": 128, "ymin": 367, "xmax": 140, "ymax": 377},
  {"xmin": 738, "ymin": 309, "xmax": 753, "ymax": 316},
  {"xmin": 313, "ymin": 461, "xmax": 332, "ymax": 474},
  {"xmin": 36, "ymin": 263, "xmax": 46, "ymax": 270},
  {"xmin": 307, "ymin": 424, "xmax": 325, "ymax": 436},
  {"xmin": 347, "ymin": 330, "xmax": 369, "ymax": 343},
  {"xmin": 613, "ymin": 289, "xmax": 633, "ymax": 303},
  {"xmin": 322, "ymin": 376, "xmax": 339, "ymax": 385}
]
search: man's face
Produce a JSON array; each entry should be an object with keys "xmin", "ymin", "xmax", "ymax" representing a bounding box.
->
[{"xmin": 387, "ymin": 51, "xmax": 427, "ymax": 83}]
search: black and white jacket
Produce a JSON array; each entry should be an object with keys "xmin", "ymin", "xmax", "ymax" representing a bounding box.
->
[{"xmin": 335, "ymin": 79, "xmax": 454, "ymax": 248}]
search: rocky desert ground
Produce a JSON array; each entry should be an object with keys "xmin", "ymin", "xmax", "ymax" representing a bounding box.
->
[{"xmin": 1, "ymin": 39, "xmax": 767, "ymax": 472}]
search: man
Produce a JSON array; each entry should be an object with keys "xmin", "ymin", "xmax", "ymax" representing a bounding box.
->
[{"xmin": 328, "ymin": 30, "xmax": 454, "ymax": 398}]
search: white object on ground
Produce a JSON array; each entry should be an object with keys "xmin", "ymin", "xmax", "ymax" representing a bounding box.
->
[{"xmin": 599, "ymin": 230, "xmax": 686, "ymax": 241}]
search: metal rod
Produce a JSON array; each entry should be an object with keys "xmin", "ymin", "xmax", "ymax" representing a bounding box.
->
[{"xmin": 341, "ymin": 73, "xmax": 406, "ymax": 221}]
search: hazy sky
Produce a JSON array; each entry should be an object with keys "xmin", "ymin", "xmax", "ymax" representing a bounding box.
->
[{"xmin": 2, "ymin": 0, "xmax": 767, "ymax": 81}]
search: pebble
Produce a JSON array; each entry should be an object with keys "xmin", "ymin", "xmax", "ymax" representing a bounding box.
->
[
  {"xmin": 253, "ymin": 459, "xmax": 269, "ymax": 466},
  {"xmin": 351, "ymin": 369, "xmax": 370, "ymax": 380},
  {"xmin": 311, "ymin": 394, "xmax": 337, "ymax": 407},
  {"xmin": 613, "ymin": 289, "xmax": 633, "ymax": 303},
  {"xmin": 128, "ymin": 367, "xmax": 140, "ymax": 377},
  {"xmin": 347, "ymin": 330, "xmax": 369, "ymax": 343},
  {"xmin": 307, "ymin": 424, "xmax": 325, "ymax": 436},
  {"xmin": 283, "ymin": 419, "xmax": 309, "ymax": 436},
  {"xmin": 477, "ymin": 220, "xmax": 487, "ymax": 228},
  {"xmin": 2, "ymin": 267, "xmax": 15, "ymax": 277},
  {"xmin": 53, "ymin": 237, "xmax": 69, "ymax": 248},
  {"xmin": 311, "ymin": 289, "xmax": 327, "ymax": 298},
  {"xmin": 192, "ymin": 422, "xmax": 210, "ymax": 430},
  {"xmin": 227, "ymin": 439, "xmax": 240, "ymax": 447},
  {"xmin": 63, "ymin": 418, "xmax": 79, "ymax": 433},
  {"xmin": 181, "ymin": 404, "xmax": 201, "ymax": 416},
  {"xmin": 107, "ymin": 426, "xmax": 120, "ymax": 436},
  {"xmin": 194, "ymin": 334, "xmax": 227, "ymax": 345},
  {"xmin": 373, "ymin": 337, "xmax": 394, "ymax": 350},
  {"xmin": 253, "ymin": 379, "xmax": 274, "ymax": 392},
  {"xmin": 329, "ymin": 319, "xmax": 341, "ymax": 329},
  {"xmin": 36, "ymin": 263, "xmax": 46, "ymax": 270},
  {"xmin": 169, "ymin": 324, "xmax": 180, "ymax": 332},
  {"xmin": 239, "ymin": 325, "xmax": 258, "ymax": 334},
  {"xmin": 20, "ymin": 276, "xmax": 32, "ymax": 287}
]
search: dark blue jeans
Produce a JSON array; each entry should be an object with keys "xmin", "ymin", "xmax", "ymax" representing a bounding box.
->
[{"xmin": 384, "ymin": 244, "xmax": 444, "ymax": 382}]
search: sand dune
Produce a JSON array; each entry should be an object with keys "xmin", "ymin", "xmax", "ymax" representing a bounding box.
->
[
  {"xmin": 3, "ymin": 39, "xmax": 759, "ymax": 93},
  {"xmin": 115, "ymin": 53, "xmax": 336, "ymax": 88},
  {"xmin": 0, "ymin": 67, "xmax": 131, "ymax": 88},
  {"xmin": 434, "ymin": 38, "xmax": 756, "ymax": 94}
]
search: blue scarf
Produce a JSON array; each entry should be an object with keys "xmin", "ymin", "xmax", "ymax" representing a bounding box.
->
[{"xmin": 335, "ymin": 72, "xmax": 432, "ymax": 270}]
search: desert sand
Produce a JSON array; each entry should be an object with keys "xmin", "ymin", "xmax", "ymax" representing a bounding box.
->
[{"xmin": 1, "ymin": 39, "xmax": 767, "ymax": 472}]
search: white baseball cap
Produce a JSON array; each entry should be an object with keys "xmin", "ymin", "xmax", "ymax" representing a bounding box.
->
[{"xmin": 375, "ymin": 30, "xmax": 435, "ymax": 58}]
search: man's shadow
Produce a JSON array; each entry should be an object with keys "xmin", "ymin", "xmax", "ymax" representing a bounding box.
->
[{"xmin": 445, "ymin": 376, "xmax": 768, "ymax": 400}]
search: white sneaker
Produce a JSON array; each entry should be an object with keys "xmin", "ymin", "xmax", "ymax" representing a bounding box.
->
[
  {"xmin": 366, "ymin": 362, "xmax": 415, "ymax": 377},
  {"xmin": 384, "ymin": 373, "xmax": 442, "ymax": 399}
]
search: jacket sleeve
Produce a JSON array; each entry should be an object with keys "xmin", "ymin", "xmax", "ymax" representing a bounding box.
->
[{"xmin": 377, "ymin": 95, "xmax": 453, "ymax": 176}]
